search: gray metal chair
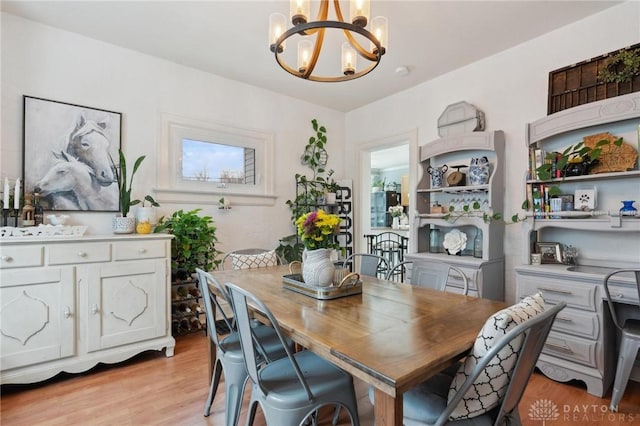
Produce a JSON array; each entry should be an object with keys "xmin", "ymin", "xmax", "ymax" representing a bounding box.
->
[
  {"xmin": 226, "ymin": 282, "xmax": 360, "ymax": 426},
  {"xmin": 602, "ymin": 268, "xmax": 640, "ymax": 412},
  {"xmin": 196, "ymin": 269, "xmax": 290, "ymax": 426},
  {"xmin": 369, "ymin": 301, "xmax": 566, "ymax": 425},
  {"xmin": 364, "ymin": 232, "xmax": 409, "ymax": 272},
  {"xmin": 342, "ymin": 253, "xmax": 389, "ymax": 278},
  {"xmin": 220, "ymin": 248, "xmax": 281, "ymax": 271},
  {"xmin": 386, "ymin": 260, "xmax": 470, "ymax": 295}
]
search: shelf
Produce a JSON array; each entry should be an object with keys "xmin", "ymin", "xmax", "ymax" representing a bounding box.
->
[
  {"xmin": 526, "ymin": 215, "xmax": 640, "ymax": 232},
  {"xmin": 527, "ymin": 92, "xmax": 640, "ymax": 145},
  {"xmin": 417, "ymin": 185, "xmax": 489, "ymax": 194},
  {"xmin": 526, "ymin": 170, "xmax": 640, "ymax": 185},
  {"xmin": 407, "ymin": 251, "xmax": 497, "ymax": 267}
]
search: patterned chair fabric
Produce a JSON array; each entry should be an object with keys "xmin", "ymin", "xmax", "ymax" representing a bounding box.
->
[
  {"xmin": 221, "ymin": 249, "xmax": 279, "ymax": 270},
  {"xmin": 446, "ymin": 292, "xmax": 545, "ymax": 419}
]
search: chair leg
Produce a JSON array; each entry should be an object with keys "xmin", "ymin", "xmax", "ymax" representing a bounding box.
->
[
  {"xmin": 246, "ymin": 399, "xmax": 259, "ymax": 426},
  {"xmin": 224, "ymin": 359, "xmax": 250, "ymax": 426},
  {"xmin": 609, "ymin": 336, "xmax": 640, "ymax": 412},
  {"xmin": 332, "ymin": 405, "xmax": 341, "ymax": 426},
  {"xmin": 204, "ymin": 359, "xmax": 223, "ymax": 417}
]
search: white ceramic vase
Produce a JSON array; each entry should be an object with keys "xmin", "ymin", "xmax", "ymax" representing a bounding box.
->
[
  {"xmin": 135, "ymin": 206, "xmax": 157, "ymax": 226},
  {"xmin": 112, "ymin": 216, "xmax": 136, "ymax": 234},
  {"xmin": 392, "ymin": 216, "xmax": 400, "ymax": 230},
  {"xmin": 302, "ymin": 248, "xmax": 335, "ymax": 287}
]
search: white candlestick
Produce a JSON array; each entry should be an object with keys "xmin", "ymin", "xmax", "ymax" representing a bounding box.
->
[
  {"xmin": 3, "ymin": 177, "xmax": 8, "ymax": 209},
  {"xmin": 14, "ymin": 178, "xmax": 20, "ymax": 209}
]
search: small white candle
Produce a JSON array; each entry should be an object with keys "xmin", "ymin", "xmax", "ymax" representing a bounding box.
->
[
  {"xmin": 14, "ymin": 178, "xmax": 20, "ymax": 209},
  {"xmin": 3, "ymin": 177, "xmax": 8, "ymax": 209}
]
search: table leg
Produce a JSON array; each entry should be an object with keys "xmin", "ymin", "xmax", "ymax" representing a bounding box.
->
[{"xmin": 374, "ymin": 388, "xmax": 403, "ymax": 426}]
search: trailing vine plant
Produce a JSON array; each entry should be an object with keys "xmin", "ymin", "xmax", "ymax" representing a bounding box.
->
[{"xmin": 279, "ymin": 119, "xmax": 337, "ymax": 262}]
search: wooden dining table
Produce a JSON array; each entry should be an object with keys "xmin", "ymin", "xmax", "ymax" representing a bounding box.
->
[{"xmin": 210, "ymin": 265, "xmax": 507, "ymax": 426}]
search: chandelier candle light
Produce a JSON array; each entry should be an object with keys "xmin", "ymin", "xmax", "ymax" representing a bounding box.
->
[{"xmin": 269, "ymin": 0, "xmax": 388, "ymax": 82}]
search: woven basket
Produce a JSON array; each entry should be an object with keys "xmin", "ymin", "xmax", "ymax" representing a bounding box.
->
[{"xmin": 583, "ymin": 132, "xmax": 638, "ymax": 174}]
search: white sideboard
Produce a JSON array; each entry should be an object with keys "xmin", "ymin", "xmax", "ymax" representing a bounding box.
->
[
  {"xmin": 411, "ymin": 130, "xmax": 505, "ymax": 300},
  {"xmin": 516, "ymin": 93, "xmax": 640, "ymax": 396},
  {"xmin": 0, "ymin": 234, "xmax": 175, "ymax": 384},
  {"xmin": 516, "ymin": 264, "xmax": 639, "ymax": 397}
]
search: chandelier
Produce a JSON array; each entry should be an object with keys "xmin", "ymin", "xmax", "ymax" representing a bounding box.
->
[{"xmin": 269, "ymin": 0, "xmax": 388, "ymax": 82}]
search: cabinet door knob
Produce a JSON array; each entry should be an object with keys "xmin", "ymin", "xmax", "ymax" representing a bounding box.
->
[
  {"xmin": 1, "ymin": 255, "xmax": 13, "ymax": 262},
  {"xmin": 138, "ymin": 248, "xmax": 147, "ymax": 253},
  {"xmin": 64, "ymin": 306, "xmax": 72, "ymax": 318},
  {"xmin": 78, "ymin": 252, "xmax": 87, "ymax": 258},
  {"xmin": 91, "ymin": 304, "xmax": 98, "ymax": 315}
]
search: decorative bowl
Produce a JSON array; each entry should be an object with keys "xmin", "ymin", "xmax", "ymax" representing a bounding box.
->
[{"xmin": 47, "ymin": 214, "xmax": 70, "ymax": 226}]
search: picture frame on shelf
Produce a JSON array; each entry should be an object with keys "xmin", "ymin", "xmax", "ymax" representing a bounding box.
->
[
  {"xmin": 535, "ymin": 242, "xmax": 563, "ymax": 264},
  {"xmin": 23, "ymin": 96, "xmax": 122, "ymax": 212}
]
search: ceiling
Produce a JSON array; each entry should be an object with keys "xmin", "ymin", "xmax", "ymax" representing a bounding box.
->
[{"xmin": 1, "ymin": 1, "xmax": 621, "ymax": 112}]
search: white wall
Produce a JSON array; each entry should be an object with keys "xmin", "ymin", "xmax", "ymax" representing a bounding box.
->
[
  {"xmin": 345, "ymin": 1, "xmax": 640, "ymax": 302},
  {"xmin": 2, "ymin": 3, "xmax": 638, "ymax": 299},
  {"xmin": 1, "ymin": 12, "xmax": 344, "ymax": 253}
]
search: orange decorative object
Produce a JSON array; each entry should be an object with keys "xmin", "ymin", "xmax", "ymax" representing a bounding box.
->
[
  {"xmin": 136, "ymin": 220, "xmax": 152, "ymax": 234},
  {"xmin": 583, "ymin": 132, "xmax": 638, "ymax": 174}
]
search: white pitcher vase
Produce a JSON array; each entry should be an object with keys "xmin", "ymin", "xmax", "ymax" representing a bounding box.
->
[{"xmin": 302, "ymin": 248, "xmax": 335, "ymax": 287}]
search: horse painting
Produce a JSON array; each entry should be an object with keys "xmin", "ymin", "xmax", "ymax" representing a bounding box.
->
[
  {"xmin": 23, "ymin": 96, "xmax": 121, "ymax": 212},
  {"xmin": 66, "ymin": 113, "xmax": 115, "ymax": 187},
  {"xmin": 34, "ymin": 151, "xmax": 117, "ymax": 211}
]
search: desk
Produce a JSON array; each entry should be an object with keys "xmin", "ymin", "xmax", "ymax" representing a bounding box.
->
[{"xmin": 211, "ymin": 265, "xmax": 506, "ymax": 426}]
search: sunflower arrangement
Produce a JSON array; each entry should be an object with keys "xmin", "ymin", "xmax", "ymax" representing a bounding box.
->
[{"xmin": 295, "ymin": 209, "xmax": 340, "ymax": 250}]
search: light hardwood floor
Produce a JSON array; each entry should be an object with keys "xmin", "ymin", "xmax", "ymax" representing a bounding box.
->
[{"xmin": 1, "ymin": 332, "xmax": 639, "ymax": 425}]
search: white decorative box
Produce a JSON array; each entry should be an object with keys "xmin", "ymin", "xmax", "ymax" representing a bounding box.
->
[
  {"xmin": 0, "ymin": 225, "xmax": 88, "ymax": 238},
  {"xmin": 574, "ymin": 188, "xmax": 596, "ymax": 211}
]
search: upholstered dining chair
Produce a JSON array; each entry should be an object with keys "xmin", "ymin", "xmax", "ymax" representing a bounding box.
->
[
  {"xmin": 602, "ymin": 268, "xmax": 640, "ymax": 412},
  {"xmin": 220, "ymin": 248, "xmax": 281, "ymax": 271},
  {"xmin": 385, "ymin": 260, "xmax": 470, "ymax": 295},
  {"xmin": 196, "ymin": 269, "xmax": 290, "ymax": 426},
  {"xmin": 342, "ymin": 253, "xmax": 389, "ymax": 278},
  {"xmin": 226, "ymin": 281, "xmax": 360, "ymax": 426},
  {"xmin": 369, "ymin": 294, "xmax": 566, "ymax": 425}
]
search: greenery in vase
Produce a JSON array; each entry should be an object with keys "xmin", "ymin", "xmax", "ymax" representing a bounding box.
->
[
  {"xmin": 154, "ymin": 208, "xmax": 221, "ymax": 272},
  {"xmin": 110, "ymin": 149, "xmax": 157, "ymax": 217},
  {"xmin": 388, "ymin": 205, "xmax": 404, "ymax": 218}
]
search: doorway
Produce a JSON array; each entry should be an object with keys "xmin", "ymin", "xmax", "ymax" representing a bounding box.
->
[{"xmin": 357, "ymin": 130, "xmax": 418, "ymax": 254}]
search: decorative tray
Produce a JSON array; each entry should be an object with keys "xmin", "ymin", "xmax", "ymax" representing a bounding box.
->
[
  {"xmin": 282, "ymin": 273, "xmax": 362, "ymax": 300},
  {"xmin": 1, "ymin": 225, "xmax": 88, "ymax": 238}
]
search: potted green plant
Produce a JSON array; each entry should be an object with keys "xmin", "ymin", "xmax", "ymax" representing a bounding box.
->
[
  {"xmin": 154, "ymin": 209, "xmax": 221, "ymax": 274},
  {"xmin": 371, "ymin": 176, "xmax": 385, "ymax": 192},
  {"xmin": 534, "ymin": 137, "xmax": 623, "ymax": 181},
  {"xmin": 135, "ymin": 195, "xmax": 160, "ymax": 232},
  {"xmin": 324, "ymin": 170, "xmax": 340, "ymax": 204},
  {"xmin": 110, "ymin": 149, "xmax": 155, "ymax": 233}
]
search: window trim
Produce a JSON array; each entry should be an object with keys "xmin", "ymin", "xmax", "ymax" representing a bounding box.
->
[{"xmin": 156, "ymin": 113, "xmax": 276, "ymax": 206}]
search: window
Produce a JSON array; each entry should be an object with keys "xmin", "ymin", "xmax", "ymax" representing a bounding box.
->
[
  {"xmin": 181, "ymin": 139, "xmax": 255, "ymax": 185},
  {"xmin": 157, "ymin": 114, "xmax": 275, "ymax": 205}
]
